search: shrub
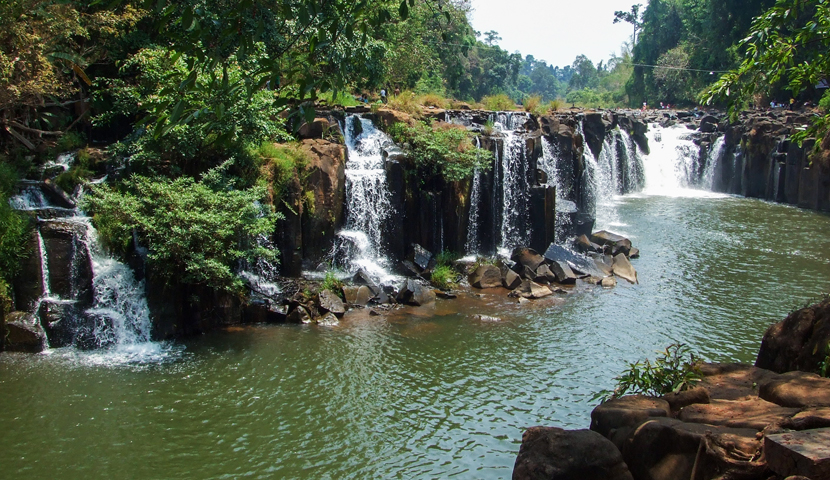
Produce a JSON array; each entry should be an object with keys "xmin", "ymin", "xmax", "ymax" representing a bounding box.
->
[
  {"xmin": 83, "ymin": 171, "xmax": 279, "ymax": 293},
  {"xmin": 418, "ymin": 93, "xmax": 448, "ymax": 109},
  {"xmin": 600, "ymin": 343, "xmax": 703, "ymax": 401},
  {"xmin": 482, "ymin": 93, "xmax": 516, "ymax": 111},
  {"xmin": 320, "ymin": 271, "xmax": 344, "ymax": 297},
  {"xmin": 434, "ymin": 250, "xmax": 458, "ymax": 267},
  {"xmin": 387, "ymin": 120, "xmax": 494, "ymax": 181},
  {"xmin": 387, "ymin": 90, "xmax": 422, "ymax": 115},
  {"xmin": 255, "ymin": 142, "xmax": 311, "ymax": 205},
  {"xmin": 523, "ymin": 95, "xmax": 544, "ymax": 115},
  {"xmin": 548, "ymin": 99, "xmax": 564, "ymax": 112},
  {"xmin": 430, "ymin": 265, "xmax": 457, "ymax": 290}
]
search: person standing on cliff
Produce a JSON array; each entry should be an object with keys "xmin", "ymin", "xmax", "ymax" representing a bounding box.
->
[{"xmin": 380, "ymin": 88, "xmax": 387, "ymax": 104}]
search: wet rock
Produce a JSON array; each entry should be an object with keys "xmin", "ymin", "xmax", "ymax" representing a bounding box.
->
[
  {"xmin": 409, "ymin": 243, "xmax": 434, "ymax": 271},
  {"xmin": 591, "ymin": 231, "xmax": 632, "ymax": 257},
  {"xmin": 4, "ymin": 312, "xmax": 46, "ymax": 353},
  {"xmin": 395, "ymin": 260, "xmax": 422, "ymax": 277},
  {"xmin": 629, "ymin": 247, "xmax": 640, "ymax": 259},
  {"xmin": 37, "ymin": 299, "xmax": 84, "ymax": 347},
  {"xmin": 544, "ymin": 243, "xmax": 606, "ymax": 278},
  {"xmin": 590, "ymin": 254, "xmax": 614, "ymax": 276},
  {"xmin": 511, "ymin": 247, "xmax": 545, "ymax": 272},
  {"xmin": 612, "ymin": 254, "xmax": 638, "ymax": 284},
  {"xmin": 39, "ymin": 220, "xmax": 94, "ymax": 305},
  {"xmin": 318, "ymin": 289, "xmax": 346, "ymax": 316},
  {"xmin": 474, "ymin": 315, "xmax": 501, "ymax": 322},
  {"xmin": 286, "ymin": 305, "xmax": 312, "ymax": 324},
  {"xmin": 503, "ymin": 269, "xmax": 522, "ymax": 290},
  {"xmin": 435, "ymin": 291, "xmax": 457, "ymax": 299},
  {"xmin": 765, "ymin": 428, "xmax": 830, "ymax": 479},
  {"xmin": 352, "ymin": 268, "xmax": 375, "ymax": 286},
  {"xmin": 522, "ymin": 265, "xmax": 538, "ymax": 282},
  {"xmin": 42, "ymin": 179, "xmax": 75, "ymax": 209},
  {"xmin": 317, "ymin": 312, "xmax": 340, "ymax": 326},
  {"xmin": 469, "ymin": 265, "xmax": 502, "ymax": 289},
  {"xmin": 535, "ymin": 264, "xmax": 556, "ymax": 284},
  {"xmin": 576, "ymin": 234, "xmax": 603, "ymax": 253},
  {"xmin": 756, "ymin": 298, "xmax": 830, "ymax": 375},
  {"xmin": 513, "ymin": 426, "xmax": 633, "ymax": 480},
  {"xmin": 396, "ymin": 279, "xmax": 436, "ymax": 306},
  {"xmin": 515, "ymin": 280, "xmax": 553, "ymax": 299},
  {"xmin": 12, "ymin": 230, "xmax": 43, "ymax": 312},
  {"xmin": 758, "ymin": 371, "xmax": 830, "ymax": 408},
  {"xmin": 601, "ymin": 277, "xmax": 617, "ymax": 288},
  {"xmin": 548, "ymin": 261, "xmax": 577, "ymax": 284},
  {"xmin": 343, "ymin": 286, "xmax": 374, "ymax": 306}
]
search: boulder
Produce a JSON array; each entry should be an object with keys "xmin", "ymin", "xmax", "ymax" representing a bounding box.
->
[
  {"xmin": 297, "ymin": 117, "xmax": 331, "ymax": 139},
  {"xmin": 4, "ymin": 312, "xmax": 47, "ymax": 352},
  {"xmin": 699, "ymin": 115, "xmax": 719, "ymax": 133},
  {"xmin": 575, "ymin": 234, "xmax": 603, "ymax": 254},
  {"xmin": 395, "ymin": 260, "xmax": 422, "ymax": 277},
  {"xmin": 318, "ymin": 289, "xmax": 346, "ymax": 316},
  {"xmin": 409, "ymin": 243, "xmax": 434, "ymax": 271},
  {"xmin": 343, "ymin": 286, "xmax": 375, "ymax": 306},
  {"xmin": 661, "ymin": 387, "xmax": 710, "ymax": 412},
  {"xmin": 511, "ymin": 247, "xmax": 546, "ymax": 271},
  {"xmin": 591, "ymin": 395, "xmax": 671, "ymax": 449},
  {"xmin": 469, "ymin": 265, "xmax": 503, "ymax": 289},
  {"xmin": 758, "ymin": 371, "xmax": 830, "ymax": 408},
  {"xmin": 755, "ymin": 298, "xmax": 830, "ymax": 375},
  {"xmin": 620, "ymin": 417, "xmax": 766, "ymax": 480},
  {"xmin": 601, "ymin": 277, "xmax": 617, "ymax": 288},
  {"xmin": 591, "ymin": 254, "xmax": 614, "ymax": 276},
  {"xmin": 522, "ymin": 265, "xmax": 538, "ymax": 282},
  {"xmin": 39, "ymin": 220, "xmax": 94, "ymax": 305},
  {"xmin": 679, "ymin": 397, "xmax": 800, "ymax": 431},
  {"xmin": 591, "ymin": 231, "xmax": 632, "ymax": 257},
  {"xmin": 514, "ymin": 280, "xmax": 554, "ymax": 299},
  {"xmin": 503, "ymin": 269, "xmax": 522, "ymax": 290},
  {"xmin": 765, "ymin": 428, "xmax": 830, "ymax": 479},
  {"xmin": 548, "ymin": 261, "xmax": 577, "ymax": 284},
  {"xmin": 352, "ymin": 268, "xmax": 375, "ymax": 286},
  {"xmin": 512, "ymin": 426, "xmax": 633, "ymax": 480},
  {"xmin": 544, "ymin": 243, "xmax": 606, "ymax": 278},
  {"xmin": 612, "ymin": 254, "xmax": 638, "ymax": 284},
  {"xmin": 396, "ymin": 279, "xmax": 436, "ymax": 306},
  {"xmin": 286, "ymin": 305, "xmax": 312, "ymax": 324},
  {"xmin": 535, "ymin": 264, "xmax": 556, "ymax": 284},
  {"xmin": 317, "ymin": 312, "xmax": 340, "ymax": 326}
]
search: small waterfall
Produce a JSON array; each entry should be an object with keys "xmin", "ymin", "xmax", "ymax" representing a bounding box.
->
[
  {"xmin": 492, "ymin": 112, "xmax": 532, "ymax": 252},
  {"xmin": 334, "ymin": 115, "xmax": 394, "ymax": 278},
  {"xmin": 465, "ymin": 136, "xmax": 483, "ymax": 255},
  {"xmin": 641, "ymin": 125, "xmax": 700, "ymax": 194},
  {"xmin": 9, "ymin": 184, "xmax": 51, "ymax": 211},
  {"xmin": 702, "ymin": 136, "xmax": 726, "ymax": 190}
]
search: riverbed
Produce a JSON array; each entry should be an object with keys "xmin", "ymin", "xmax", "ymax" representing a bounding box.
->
[{"xmin": 2, "ymin": 193, "xmax": 829, "ymax": 479}]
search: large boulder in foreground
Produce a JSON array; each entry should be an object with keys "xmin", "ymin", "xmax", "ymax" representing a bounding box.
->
[
  {"xmin": 513, "ymin": 426, "xmax": 633, "ymax": 480},
  {"xmin": 469, "ymin": 265, "xmax": 502, "ymax": 289},
  {"xmin": 756, "ymin": 298, "xmax": 830, "ymax": 374},
  {"xmin": 4, "ymin": 312, "xmax": 47, "ymax": 352},
  {"xmin": 396, "ymin": 279, "xmax": 436, "ymax": 306}
]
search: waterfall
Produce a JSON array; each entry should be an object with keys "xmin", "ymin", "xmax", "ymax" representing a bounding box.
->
[
  {"xmin": 491, "ymin": 112, "xmax": 532, "ymax": 252},
  {"xmin": 465, "ymin": 137, "xmax": 483, "ymax": 255},
  {"xmin": 335, "ymin": 115, "xmax": 394, "ymax": 278},
  {"xmin": 702, "ymin": 136, "xmax": 726, "ymax": 190}
]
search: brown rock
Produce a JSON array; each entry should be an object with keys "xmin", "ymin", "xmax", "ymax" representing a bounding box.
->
[
  {"xmin": 318, "ymin": 289, "xmax": 346, "ymax": 316},
  {"xmin": 765, "ymin": 428, "xmax": 830, "ymax": 479},
  {"xmin": 469, "ymin": 265, "xmax": 503, "ymax": 289},
  {"xmin": 661, "ymin": 386, "xmax": 710, "ymax": 412},
  {"xmin": 679, "ymin": 397, "xmax": 799, "ymax": 431},
  {"xmin": 756, "ymin": 298, "xmax": 830, "ymax": 375},
  {"xmin": 511, "ymin": 247, "xmax": 545, "ymax": 271},
  {"xmin": 782, "ymin": 407, "xmax": 830, "ymax": 431},
  {"xmin": 612, "ymin": 253, "xmax": 637, "ymax": 284},
  {"xmin": 759, "ymin": 371, "xmax": 830, "ymax": 408},
  {"xmin": 503, "ymin": 268, "xmax": 522, "ymax": 290},
  {"xmin": 590, "ymin": 395, "xmax": 671, "ymax": 449},
  {"xmin": 549, "ymin": 261, "xmax": 577, "ymax": 284},
  {"xmin": 286, "ymin": 305, "xmax": 312, "ymax": 324},
  {"xmin": 698, "ymin": 363, "xmax": 780, "ymax": 401},
  {"xmin": 601, "ymin": 276, "xmax": 617, "ymax": 288},
  {"xmin": 4, "ymin": 312, "xmax": 46, "ymax": 353},
  {"xmin": 512, "ymin": 426, "xmax": 633, "ymax": 480}
]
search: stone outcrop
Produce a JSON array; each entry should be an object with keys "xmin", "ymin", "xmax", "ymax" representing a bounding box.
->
[
  {"xmin": 3, "ymin": 311, "xmax": 47, "ymax": 353},
  {"xmin": 513, "ymin": 426, "xmax": 634, "ymax": 480},
  {"xmin": 756, "ymin": 298, "xmax": 830, "ymax": 374}
]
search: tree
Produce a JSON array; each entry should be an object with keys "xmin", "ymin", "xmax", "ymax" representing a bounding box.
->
[
  {"xmin": 483, "ymin": 30, "xmax": 501, "ymax": 46},
  {"xmin": 614, "ymin": 4, "xmax": 643, "ymax": 44},
  {"xmin": 701, "ymin": 0, "xmax": 830, "ymax": 152}
]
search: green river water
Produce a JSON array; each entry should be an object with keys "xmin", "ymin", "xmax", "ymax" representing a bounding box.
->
[{"xmin": 2, "ymin": 193, "xmax": 829, "ymax": 479}]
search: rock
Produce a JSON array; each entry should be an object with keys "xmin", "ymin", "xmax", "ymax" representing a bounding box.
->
[
  {"xmin": 4, "ymin": 312, "xmax": 46, "ymax": 353},
  {"xmin": 782, "ymin": 407, "xmax": 830, "ymax": 431},
  {"xmin": 544, "ymin": 243, "xmax": 606, "ymax": 278},
  {"xmin": 576, "ymin": 234, "xmax": 603, "ymax": 253},
  {"xmin": 591, "ymin": 395, "xmax": 671, "ymax": 449},
  {"xmin": 661, "ymin": 387, "xmax": 710, "ymax": 412},
  {"xmin": 435, "ymin": 290, "xmax": 457, "ymax": 299},
  {"xmin": 535, "ymin": 264, "xmax": 556, "ymax": 284},
  {"xmin": 317, "ymin": 312, "xmax": 339, "ymax": 326},
  {"xmin": 286, "ymin": 305, "xmax": 312, "ymax": 324},
  {"xmin": 756, "ymin": 298, "xmax": 830, "ymax": 375},
  {"xmin": 39, "ymin": 220, "xmax": 94, "ymax": 305},
  {"xmin": 511, "ymin": 247, "xmax": 545, "ymax": 271},
  {"xmin": 503, "ymin": 268, "xmax": 522, "ymax": 290},
  {"xmin": 42, "ymin": 179, "xmax": 75, "ymax": 209},
  {"xmin": 469, "ymin": 265, "xmax": 502, "ymax": 289},
  {"xmin": 765, "ymin": 428, "xmax": 830, "ymax": 479},
  {"xmin": 601, "ymin": 277, "xmax": 617, "ymax": 288},
  {"xmin": 409, "ymin": 243, "xmax": 433, "ymax": 271},
  {"xmin": 612, "ymin": 253, "xmax": 638, "ymax": 284},
  {"xmin": 396, "ymin": 279, "xmax": 436, "ymax": 306},
  {"xmin": 318, "ymin": 289, "xmax": 346, "ymax": 316},
  {"xmin": 474, "ymin": 315, "xmax": 502, "ymax": 322},
  {"xmin": 679, "ymin": 397, "xmax": 799, "ymax": 431},
  {"xmin": 512, "ymin": 426, "xmax": 633, "ymax": 480},
  {"xmin": 514, "ymin": 280, "xmax": 554, "ymax": 299},
  {"xmin": 758, "ymin": 371, "xmax": 830, "ymax": 408},
  {"xmin": 395, "ymin": 260, "xmax": 422, "ymax": 277},
  {"xmin": 522, "ymin": 265, "xmax": 538, "ymax": 281},
  {"xmin": 591, "ymin": 231, "xmax": 632, "ymax": 257},
  {"xmin": 548, "ymin": 261, "xmax": 577, "ymax": 284},
  {"xmin": 699, "ymin": 115, "xmax": 719, "ymax": 133},
  {"xmin": 352, "ymin": 268, "xmax": 375, "ymax": 286},
  {"xmin": 629, "ymin": 247, "xmax": 640, "ymax": 259},
  {"xmin": 620, "ymin": 417, "xmax": 765, "ymax": 480},
  {"xmin": 297, "ymin": 117, "xmax": 330, "ymax": 139}
]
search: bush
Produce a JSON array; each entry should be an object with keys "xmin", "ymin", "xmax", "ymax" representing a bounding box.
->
[
  {"xmin": 83, "ymin": 171, "xmax": 279, "ymax": 293},
  {"xmin": 255, "ymin": 142, "xmax": 311, "ymax": 205},
  {"xmin": 418, "ymin": 93, "xmax": 448, "ymax": 109},
  {"xmin": 523, "ymin": 95, "xmax": 544, "ymax": 115},
  {"xmin": 482, "ymin": 93, "xmax": 516, "ymax": 111},
  {"xmin": 387, "ymin": 120, "xmax": 494, "ymax": 181},
  {"xmin": 387, "ymin": 90, "xmax": 422, "ymax": 115},
  {"xmin": 430, "ymin": 265, "xmax": 457, "ymax": 290},
  {"xmin": 320, "ymin": 271, "xmax": 344, "ymax": 297},
  {"xmin": 548, "ymin": 99, "xmax": 564, "ymax": 112},
  {"xmin": 600, "ymin": 343, "xmax": 703, "ymax": 400},
  {"xmin": 0, "ymin": 162, "xmax": 30, "ymax": 285}
]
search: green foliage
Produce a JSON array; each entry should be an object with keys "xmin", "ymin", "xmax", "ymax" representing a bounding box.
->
[
  {"xmin": 481, "ymin": 94, "xmax": 516, "ymax": 111},
  {"xmin": 434, "ymin": 250, "xmax": 458, "ymax": 267},
  {"xmin": 820, "ymin": 343, "xmax": 830, "ymax": 378},
  {"xmin": 430, "ymin": 265, "xmax": 457, "ymax": 290},
  {"xmin": 548, "ymin": 99, "xmax": 564, "ymax": 111},
  {"xmin": 254, "ymin": 142, "xmax": 310, "ymax": 205},
  {"xmin": 602, "ymin": 343, "xmax": 703, "ymax": 400},
  {"xmin": 54, "ymin": 148, "xmax": 105, "ymax": 193},
  {"xmin": 0, "ymin": 162, "xmax": 30, "ymax": 284},
  {"xmin": 523, "ymin": 95, "xmax": 545, "ymax": 116},
  {"xmin": 387, "ymin": 120, "xmax": 494, "ymax": 181},
  {"xmin": 320, "ymin": 271, "xmax": 344, "ymax": 297},
  {"xmin": 83, "ymin": 171, "xmax": 279, "ymax": 292}
]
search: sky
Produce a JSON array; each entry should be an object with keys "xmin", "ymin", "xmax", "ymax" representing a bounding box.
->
[{"xmin": 468, "ymin": 0, "xmax": 635, "ymax": 68}]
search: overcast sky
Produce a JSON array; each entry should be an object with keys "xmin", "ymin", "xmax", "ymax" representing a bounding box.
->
[{"xmin": 468, "ymin": 0, "xmax": 635, "ymax": 68}]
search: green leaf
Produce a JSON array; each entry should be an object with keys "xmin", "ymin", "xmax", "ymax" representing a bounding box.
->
[{"xmin": 399, "ymin": 0, "xmax": 408, "ymax": 20}]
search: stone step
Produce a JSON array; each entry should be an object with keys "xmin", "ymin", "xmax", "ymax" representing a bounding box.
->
[{"xmin": 765, "ymin": 427, "xmax": 830, "ymax": 479}]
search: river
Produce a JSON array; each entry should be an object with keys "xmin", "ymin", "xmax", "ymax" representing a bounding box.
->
[{"xmin": 2, "ymin": 187, "xmax": 829, "ymax": 479}]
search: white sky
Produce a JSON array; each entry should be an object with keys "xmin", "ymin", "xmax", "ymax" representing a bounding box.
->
[{"xmin": 468, "ymin": 0, "xmax": 635, "ymax": 68}]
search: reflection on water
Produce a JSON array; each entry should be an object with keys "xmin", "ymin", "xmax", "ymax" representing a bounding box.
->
[{"xmin": 1, "ymin": 196, "xmax": 829, "ymax": 479}]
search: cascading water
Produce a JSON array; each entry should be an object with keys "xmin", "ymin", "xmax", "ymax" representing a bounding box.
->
[
  {"xmin": 334, "ymin": 115, "xmax": 394, "ymax": 278},
  {"xmin": 491, "ymin": 112, "xmax": 532, "ymax": 252},
  {"xmin": 701, "ymin": 136, "xmax": 726, "ymax": 190},
  {"xmin": 465, "ymin": 138, "xmax": 482, "ymax": 255},
  {"xmin": 642, "ymin": 125, "xmax": 707, "ymax": 195}
]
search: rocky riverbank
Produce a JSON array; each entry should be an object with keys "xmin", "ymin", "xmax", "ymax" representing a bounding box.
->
[{"xmin": 512, "ymin": 297, "xmax": 830, "ymax": 480}]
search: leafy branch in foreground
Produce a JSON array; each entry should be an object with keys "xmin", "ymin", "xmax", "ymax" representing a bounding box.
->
[
  {"xmin": 83, "ymin": 170, "xmax": 279, "ymax": 293},
  {"xmin": 598, "ymin": 343, "xmax": 703, "ymax": 401},
  {"xmin": 700, "ymin": 0, "xmax": 830, "ymax": 155}
]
